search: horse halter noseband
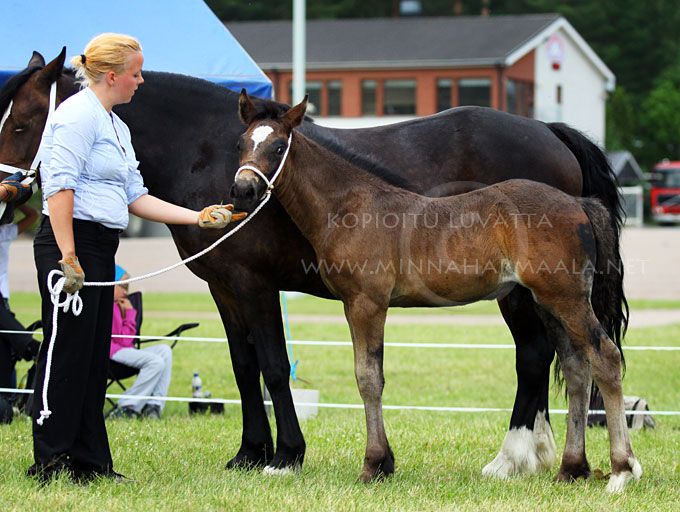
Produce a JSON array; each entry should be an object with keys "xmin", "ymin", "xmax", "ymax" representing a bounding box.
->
[
  {"xmin": 234, "ymin": 133, "xmax": 292, "ymax": 197},
  {"xmin": 0, "ymin": 81, "xmax": 57, "ymax": 218}
]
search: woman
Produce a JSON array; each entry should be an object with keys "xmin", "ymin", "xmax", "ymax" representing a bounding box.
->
[
  {"xmin": 28, "ymin": 33, "xmax": 240, "ymax": 482},
  {"xmin": 109, "ymin": 265, "xmax": 172, "ymax": 420}
]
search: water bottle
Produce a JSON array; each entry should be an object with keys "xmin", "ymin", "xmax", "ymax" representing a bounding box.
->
[{"xmin": 192, "ymin": 372, "xmax": 203, "ymax": 398}]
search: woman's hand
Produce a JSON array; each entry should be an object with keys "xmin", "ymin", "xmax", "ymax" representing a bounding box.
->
[
  {"xmin": 59, "ymin": 256, "xmax": 85, "ymax": 293},
  {"xmin": 198, "ymin": 204, "xmax": 247, "ymax": 229},
  {"xmin": 116, "ymin": 297, "xmax": 133, "ymax": 310},
  {"xmin": 1, "ymin": 171, "xmax": 32, "ymax": 202}
]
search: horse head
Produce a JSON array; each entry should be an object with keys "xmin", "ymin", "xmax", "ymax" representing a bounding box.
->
[
  {"xmin": 230, "ymin": 90, "xmax": 307, "ymax": 212},
  {"xmin": 0, "ymin": 48, "xmax": 76, "ymax": 181}
]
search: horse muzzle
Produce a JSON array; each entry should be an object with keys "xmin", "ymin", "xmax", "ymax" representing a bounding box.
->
[{"xmin": 230, "ymin": 175, "xmax": 264, "ymax": 213}]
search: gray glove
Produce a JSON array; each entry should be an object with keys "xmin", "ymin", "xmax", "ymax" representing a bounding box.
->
[{"xmin": 59, "ymin": 256, "xmax": 85, "ymax": 294}]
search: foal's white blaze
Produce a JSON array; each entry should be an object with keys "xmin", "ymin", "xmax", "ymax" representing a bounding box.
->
[
  {"xmin": 605, "ymin": 457, "xmax": 642, "ymax": 493},
  {"xmin": 482, "ymin": 410, "xmax": 556, "ymax": 478},
  {"xmin": 263, "ymin": 462, "xmax": 301, "ymax": 476},
  {"xmin": 251, "ymin": 125, "xmax": 274, "ymax": 152}
]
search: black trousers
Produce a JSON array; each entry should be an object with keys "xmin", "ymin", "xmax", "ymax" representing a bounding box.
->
[{"xmin": 32, "ymin": 216, "xmax": 119, "ymax": 473}]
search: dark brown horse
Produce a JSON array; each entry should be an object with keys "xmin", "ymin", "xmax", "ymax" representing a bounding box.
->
[
  {"xmin": 233, "ymin": 92, "xmax": 640, "ymax": 492},
  {"xmin": 0, "ymin": 49, "xmax": 627, "ymax": 478}
]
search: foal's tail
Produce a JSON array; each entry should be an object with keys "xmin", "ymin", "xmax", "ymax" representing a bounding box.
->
[
  {"xmin": 579, "ymin": 197, "xmax": 626, "ymax": 371},
  {"xmin": 547, "ymin": 123, "xmax": 629, "ymax": 357}
]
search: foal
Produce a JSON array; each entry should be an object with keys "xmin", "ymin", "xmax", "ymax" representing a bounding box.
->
[{"xmin": 231, "ymin": 92, "xmax": 641, "ymax": 493}]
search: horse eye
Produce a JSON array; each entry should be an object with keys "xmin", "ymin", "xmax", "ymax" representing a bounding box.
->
[
  {"xmin": 276, "ymin": 146, "xmax": 284, "ymax": 155},
  {"xmin": 13, "ymin": 127, "xmax": 25, "ymax": 134},
  {"xmin": 236, "ymin": 141, "xmax": 241, "ymax": 150}
]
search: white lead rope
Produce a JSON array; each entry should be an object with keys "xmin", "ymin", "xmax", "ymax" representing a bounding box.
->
[{"xmin": 37, "ymin": 133, "xmax": 293, "ymax": 426}]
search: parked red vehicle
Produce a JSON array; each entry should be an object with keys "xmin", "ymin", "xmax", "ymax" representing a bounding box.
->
[{"xmin": 650, "ymin": 160, "xmax": 680, "ymax": 224}]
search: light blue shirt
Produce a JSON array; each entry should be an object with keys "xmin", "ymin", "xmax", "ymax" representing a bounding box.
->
[{"xmin": 40, "ymin": 87, "xmax": 148, "ymax": 229}]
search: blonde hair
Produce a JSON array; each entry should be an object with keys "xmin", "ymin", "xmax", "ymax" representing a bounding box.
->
[{"xmin": 70, "ymin": 33, "xmax": 142, "ymax": 87}]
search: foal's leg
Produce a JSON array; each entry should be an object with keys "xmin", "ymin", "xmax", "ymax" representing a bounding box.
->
[
  {"xmin": 344, "ymin": 294, "xmax": 394, "ymax": 482},
  {"xmin": 483, "ymin": 287, "xmax": 556, "ymax": 478},
  {"xmin": 556, "ymin": 307, "xmax": 641, "ymax": 493},
  {"xmin": 534, "ymin": 306, "xmax": 592, "ymax": 482}
]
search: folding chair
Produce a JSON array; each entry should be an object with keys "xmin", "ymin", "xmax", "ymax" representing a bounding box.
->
[{"xmin": 104, "ymin": 291, "xmax": 198, "ymax": 417}]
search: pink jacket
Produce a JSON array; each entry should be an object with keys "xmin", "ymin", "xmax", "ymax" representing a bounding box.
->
[{"xmin": 110, "ymin": 304, "xmax": 138, "ymax": 358}]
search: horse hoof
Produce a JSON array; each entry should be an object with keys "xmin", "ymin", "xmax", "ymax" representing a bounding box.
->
[
  {"xmin": 225, "ymin": 448, "xmax": 271, "ymax": 470},
  {"xmin": 554, "ymin": 467, "xmax": 591, "ymax": 483},
  {"xmin": 482, "ymin": 416, "xmax": 556, "ymax": 479},
  {"xmin": 606, "ymin": 458, "xmax": 642, "ymax": 493},
  {"xmin": 263, "ymin": 463, "xmax": 301, "ymax": 476}
]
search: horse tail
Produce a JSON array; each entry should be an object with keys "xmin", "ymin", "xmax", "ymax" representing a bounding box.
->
[
  {"xmin": 579, "ymin": 197, "xmax": 626, "ymax": 372},
  {"xmin": 547, "ymin": 123, "xmax": 629, "ymax": 350}
]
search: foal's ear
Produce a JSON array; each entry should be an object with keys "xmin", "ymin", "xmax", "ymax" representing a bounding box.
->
[
  {"xmin": 238, "ymin": 88, "xmax": 257, "ymax": 125},
  {"xmin": 37, "ymin": 47, "xmax": 66, "ymax": 87},
  {"xmin": 284, "ymin": 94, "xmax": 308, "ymax": 130},
  {"xmin": 28, "ymin": 51, "xmax": 45, "ymax": 68}
]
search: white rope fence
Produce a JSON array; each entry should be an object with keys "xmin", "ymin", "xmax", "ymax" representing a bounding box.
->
[
  {"xmin": 2, "ymin": 329, "xmax": 680, "ymax": 351},
  {"xmin": 2, "ymin": 387, "xmax": 679, "ymax": 416},
  {"xmin": 3, "ymin": 328, "xmax": 679, "ymax": 416}
]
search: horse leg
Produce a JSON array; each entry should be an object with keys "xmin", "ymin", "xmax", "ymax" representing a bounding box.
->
[
  {"xmin": 482, "ymin": 287, "xmax": 556, "ymax": 478},
  {"xmin": 545, "ymin": 301, "xmax": 641, "ymax": 492},
  {"xmin": 246, "ymin": 288, "xmax": 306, "ymax": 474},
  {"xmin": 533, "ymin": 305, "xmax": 592, "ymax": 482},
  {"xmin": 344, "ymin": 294, "xmax": 394, "ymax": 483},
  {"xmin": 209, "ymin": 284, "xmax": 274, "ymax": 469},
  {"xmin": 562, "ymin": 310, "xmax": 640, "ymax": 492}
]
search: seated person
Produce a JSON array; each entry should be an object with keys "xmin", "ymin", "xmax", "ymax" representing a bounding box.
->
[
  {"xmin": 0, "ymin": 204, "xmax": 41, "ymax": 409},
  {"xmin": 109, "ymin": 265, "xmax": 172, "ymax": 419}
]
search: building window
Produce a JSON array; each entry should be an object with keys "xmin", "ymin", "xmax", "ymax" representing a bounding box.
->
[
  {"xmin": 506, "ymin": 79, "xmax": 534, "ymax": 117},
  {"xmin": 458, "ymin": 78, "xmax": 491, "ymax": 107},
  {"xmin": 362, "ymin": 80, "xmax": 377, "ymax": 115},
  {"xmin": 383, "ymin": 79, "xmax": 416, "ymax": 115},
  {"xmin": 437, "ymin": 79, "xmax": 452, "ymax": 112},
  {"xmin": 328, "ymin": 80, "xmax": 342, "ymax": 116},
  {"xmin": 288, "ymin": 81, "xmax": 322, "ymax": 114}
]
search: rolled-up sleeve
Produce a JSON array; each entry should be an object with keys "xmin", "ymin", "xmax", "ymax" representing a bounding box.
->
[
  {"xmin": 124, "ymin": 145, "xmax": 148, "ymax": 205},
  {"xmin": 42, "ymin": 115, "xmax": 96, "ymax": 199}
]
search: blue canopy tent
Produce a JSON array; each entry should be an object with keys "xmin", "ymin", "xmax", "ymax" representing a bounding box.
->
[{"xmin": 0, "ymin": 0, "xmax": 272, "ymax": 97}]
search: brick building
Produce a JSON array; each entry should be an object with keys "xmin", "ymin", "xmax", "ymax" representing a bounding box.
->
[{"xmin": 226, "ymin": 14, "xmax": 614, "ymax": 144}]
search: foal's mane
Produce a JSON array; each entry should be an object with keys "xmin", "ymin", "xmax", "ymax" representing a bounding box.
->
[{"xmin": 254, "ymin": 97, "xmax": 412, "ymax": 190}]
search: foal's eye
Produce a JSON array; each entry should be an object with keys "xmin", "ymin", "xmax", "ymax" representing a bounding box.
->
[
  {"xmin": 236, "ymin": 141, "xmax": 241, "ymax": 151},
  {"xmin": 276, "ymin": 146, "xmax": 284, "ymax": 155}
]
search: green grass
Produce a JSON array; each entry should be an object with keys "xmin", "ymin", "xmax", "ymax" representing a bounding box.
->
[{"xmin": 2, "ymin": 292, "xmax": 680, "ymax": 510}]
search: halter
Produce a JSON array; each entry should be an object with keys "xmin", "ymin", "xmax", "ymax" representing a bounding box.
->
[
  {"xmin": 0, "ymin": 81, "xmax": 57, "ymax": 218},
  {"xmin": 234, "ymin": 133, "xmax": 292, "ymax": 196}
]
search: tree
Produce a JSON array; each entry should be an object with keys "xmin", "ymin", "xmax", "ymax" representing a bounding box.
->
[
  {"xmin": 605, "ymin": 87, "xmax": 635, "ymax": 152},
  {"xmin": 638, "ymin": 62, "xmax": 680, "ymax": 165}
]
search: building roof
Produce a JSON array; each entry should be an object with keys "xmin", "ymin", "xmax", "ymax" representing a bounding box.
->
[
  {"xmin": 226, "ymin": 14, "xmax": 614, "ymax": 88},
  {"xmin": 0, "ymin": 0, "xmax": 272, "ymax": 97},
  {"xmin": 607, "ymin": 150, "xmax": 644, "ymax": 186}
]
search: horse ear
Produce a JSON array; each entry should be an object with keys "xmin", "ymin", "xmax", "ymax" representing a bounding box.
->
[
  {"xmin": 284, "ymin": 94, "xmax": 308, "ymax": 129},
  {"xmin": 28, "ymin": 51, "xmax": 45, "ymax": 68},
  {"xmin": 238, "ymin": 88, "xmax": 257, "ymax": 125},
  {"xmin": 36, "ymin": 47, "xmax": 66, "ymax": 87}
]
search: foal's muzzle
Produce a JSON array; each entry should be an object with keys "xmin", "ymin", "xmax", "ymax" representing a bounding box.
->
[{"xmin": 230, "ymin": 175, "xmax": 264, "ymax": 213}]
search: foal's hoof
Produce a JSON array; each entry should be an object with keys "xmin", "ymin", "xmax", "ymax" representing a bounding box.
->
[
  {"xmin": 554, "ymin": 467, "xmax": 592, "ymax": 483},
  {"xmin": 605, "ymin": 458, "xmax": 642, "ymax": 493},
  {"xmin": 358, "ymin": 458, "xmax": 395, "ymax": 483}
]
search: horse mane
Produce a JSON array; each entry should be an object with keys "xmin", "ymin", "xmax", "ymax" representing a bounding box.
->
[
  {"xmin": 303, "ymin": 127, "xmax": 413, "ymax": 190},
  {"xmin": 0, "ymin": 66, "xmax": 42, "ymax": 114}
]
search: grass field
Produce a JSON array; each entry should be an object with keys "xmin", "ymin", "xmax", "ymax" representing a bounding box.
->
[{"xmin": 1, "ymin": 292, "xmax": 679, "ymax": 511}]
